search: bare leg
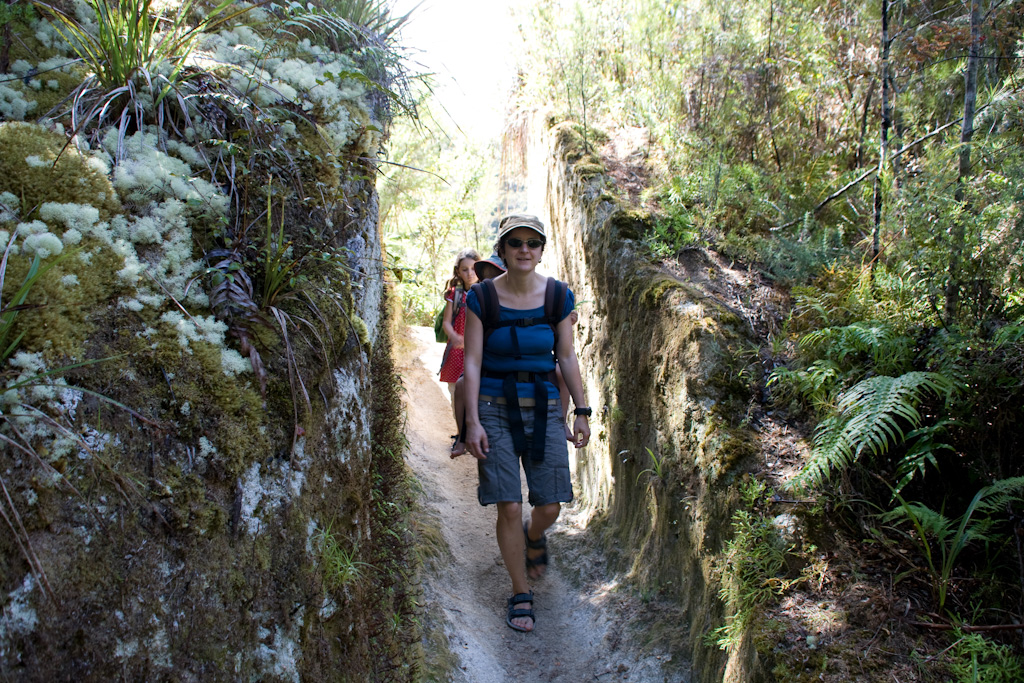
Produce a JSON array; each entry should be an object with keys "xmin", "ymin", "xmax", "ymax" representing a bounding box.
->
[
  {"xmin": 497, "ymin": 501, "xmax": 533, "ymax": 631},
  {"xmin": 450, "ymin": 376, "xmax": 466, "ymax": 457},
  {"xmin": 556, "ymin": 365, "xmax": 572, "ymax": 441},
  {"xmin": 526, "ymin": 503, "xmax": 560, "ymax": 579}
]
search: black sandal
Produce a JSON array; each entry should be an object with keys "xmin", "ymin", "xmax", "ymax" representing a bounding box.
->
[
  {"xmin": 523, "ymin": 521, "xmax": 548, "ymax": 578},
  {"xmin": 506, "ymin": 592, "xmax": 535, "ymax": 632}
]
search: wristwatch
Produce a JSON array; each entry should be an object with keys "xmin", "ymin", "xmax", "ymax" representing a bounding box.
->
[{"xmin": 573, "ymin": 407, "xmax": 592, "ymax": 417}]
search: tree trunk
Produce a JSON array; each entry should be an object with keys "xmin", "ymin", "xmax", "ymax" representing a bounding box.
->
[
  {"xmin": 765, "ymin": 0, "xmax": 782, "ymax": 172},
  {"xmin": 945, "ymin": 0, "xmax": 981, "ymax": 324},
  {"xmin": 856, "ymin": 80, "xmax": 876, "ymax": 169},
  {"xmin": 871, "ymin": 0, "xmax": 892, "ymax": 272}
]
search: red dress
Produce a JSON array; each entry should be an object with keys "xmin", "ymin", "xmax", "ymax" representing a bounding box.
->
[{"xmin": 438, "ymin": 288, "xmax": 467, "ymax": 383}]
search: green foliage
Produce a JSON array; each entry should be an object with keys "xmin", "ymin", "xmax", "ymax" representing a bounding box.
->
[
  {"xmin": 768, "ymin": 360, "xmax": 843, "ymax": 415},
  {"xmin": 321, "ymin": 0, "xmax": 413, "ymax": 44},
  {"xmin": 0, "ymin": 234, "xmax": 65, "ymax": 363},
  {"xmin": 797, "ymin": 372, "xmax": 953, "ymax": 489},
  {"xmin": 315, "ymin": 521, "xmax": 372, "ymax": 589},
  {"xmin": 635, "ymin": 447, "xmax": 665, "ymax": 485},
  {"xmin": 882, "ymin": 478, "xmax": 1024, "ymax": 613},
  {"xmin": 710, "ymin": 479, "xmax": 793, "ymax": 650},
  {"xmin": 35, "ymin": 0, "xmax": 247, "ymax": 144},
  {"xmin": 800, "ymin": 321, "xmax": 913, "ymax": 377},
  {"xmin": 949, "ymin": 628, "xmax": 1024, "ymax": 683},
  {"xmin": 378, "ymin": 112, "xmax": 497, "ymax": 323}
]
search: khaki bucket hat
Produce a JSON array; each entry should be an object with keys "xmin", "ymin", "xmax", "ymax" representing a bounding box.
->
[{"xmin": 497, "ymin": 214, "xmax": 546, "ymax": 241}]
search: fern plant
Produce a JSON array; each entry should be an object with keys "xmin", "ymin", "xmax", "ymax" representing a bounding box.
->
[
  {"xmin": 800, "ymin": 321, "xmax": 913, "ymax": 377},
  {"xmin": 881, "ymin": 477, "xmax": 1024, "ymax": 612},
  {"xmin": 708, "ymin": 480, "xmax": 803, "ymax": 651},
  {"xmin": 949, "ymin": 627, "xmax": 1024, "ymax": 683},
  {"xmin": 767, "ymin": 359, "xmax": 843, "ymax": 415},
  {"xmin": 797, "ymin": 371, "xmax": 953, "ymax": 488}
]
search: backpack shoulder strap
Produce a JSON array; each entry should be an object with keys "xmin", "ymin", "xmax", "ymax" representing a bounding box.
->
[
  {"xmin": 470, "ymin": 280, "xmax": 501, "ymax": 342},
  {"xmin": 543, "ymin": 278, "xmax": 568, "ymax": 321},
  {"xmin": 452, "ymin": 285, "xmax": 464, "ymax": 317},
  {"xmin": 544, "ymin": 277, "xmax": 569, "ymax": 349}
]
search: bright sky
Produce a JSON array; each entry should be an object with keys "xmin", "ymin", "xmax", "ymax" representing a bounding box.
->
[{"xmin": 393, "ymin": 0, "xmax": 521, "ymax": 141}]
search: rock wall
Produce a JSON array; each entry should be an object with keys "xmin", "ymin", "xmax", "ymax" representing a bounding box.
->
[
  {"xmin": 531, "ymin": 118, "xmax": 765, "ymax": 682},
  {"xmin": 0, "ymin": 156, "xmax": 417, "ymax": 681}
]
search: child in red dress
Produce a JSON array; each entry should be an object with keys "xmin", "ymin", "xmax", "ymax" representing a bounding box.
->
[{"xmin": 439, "ymin": 249, "xmax": 481, "ymax": 449}]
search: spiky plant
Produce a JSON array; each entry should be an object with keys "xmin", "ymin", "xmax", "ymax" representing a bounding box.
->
[
  {"xmin": 882, "ymin": 477, "xmax": 1024, "ymax": 612},
  {"xmin": 35, "ymin": 0, "xmax": 258, "ymax": 151}
]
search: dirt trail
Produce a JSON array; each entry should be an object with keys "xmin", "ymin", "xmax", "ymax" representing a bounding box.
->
[{"xmin": 399, "ymin": 326, "xmax": 688, "ymax": 682}]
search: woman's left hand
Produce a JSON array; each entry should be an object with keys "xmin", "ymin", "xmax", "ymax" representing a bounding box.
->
[{"xmin": 572, "ymin": 416, "xmax": 590, "ymax": 449}]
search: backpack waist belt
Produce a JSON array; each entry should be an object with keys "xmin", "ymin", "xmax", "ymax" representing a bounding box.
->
[
  {"xmin": 480, "ymin": 395, "xmax": 560, "ymax": 406},
  {"xmin": 480, "ymin": 369, "xmax": 557, "ymax": 461},
  {"xmin": 481, "ymin": 370, "xmax": 558, "ymax": 383}
]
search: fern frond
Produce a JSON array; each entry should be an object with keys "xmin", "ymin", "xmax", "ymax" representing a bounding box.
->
[
  {"xmin": 768, "ymin": 360, "xmax": 842, "ymax": 413},
  {"xmin": 841, "ymin": 372, "xmax": 952, "ymax": 455},
  {"xmin": 972, "ymin": 476, "xmax": 1024, "ymax": 516},
  {"xmin": 894, "ymin": 421, "xmax": 953, "ymax": 492},
  {"xmin": 797, "ymin": 371, "xmax": 952, "ymax": 488},
  {"xmin": 799, "ymin": 321, "xmax": 912, "ymax": 374},
  {"xmin": 795, "ymin": 415, "xmax": 853, "ymax": 487},
  {"xmin": 993, "ymin": 324, "xmax": 1024, "ymax": 346},
  {"xmin": 884, "ymin": 501, "xmax": 953, "ymax": 543}
]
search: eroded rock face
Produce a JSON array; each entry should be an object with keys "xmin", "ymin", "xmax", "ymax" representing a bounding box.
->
[
  {"xmin": 0, "ymin": 171, "xmax": 414, "ymax": 681},
  {"xmin": 533, "ymin": 118, "xmax": 766, "ymax": 682}
]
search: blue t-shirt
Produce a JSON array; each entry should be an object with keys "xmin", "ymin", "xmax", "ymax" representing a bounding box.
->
[{"xmin": 466, "ymin": 285, "xmax": 576, "ymax": 399}]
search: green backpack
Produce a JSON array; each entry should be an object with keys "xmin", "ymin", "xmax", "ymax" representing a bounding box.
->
[
  {"xmin": 433, "ymin": 287, "xmax": 464, "ymax": 344},
  {"xmin": 433, "ymin": 306, "xmax": 447, "ymax": 343}
]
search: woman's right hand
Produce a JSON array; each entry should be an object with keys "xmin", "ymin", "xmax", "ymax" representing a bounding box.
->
[
  {"xmin": 450, "ymin": 332, "xmax": 465, "ymax": 349},
  {"xmin": 466, "ymin": 422, "xmax": 489, "ymax": 460}
]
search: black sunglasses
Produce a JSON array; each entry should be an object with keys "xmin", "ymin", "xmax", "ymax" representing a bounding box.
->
[{"xmin": 505, "ymin": 237, "xmax": 545, "ymax": 249}]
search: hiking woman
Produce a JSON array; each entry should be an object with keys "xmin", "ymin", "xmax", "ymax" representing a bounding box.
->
[
  {"xmin": 462, "ymin": 214, "xmax": 591, "ymax": 633},
  {"xmin": 439, "ymin": 248, "xmax": 481, "ymax": 444}
]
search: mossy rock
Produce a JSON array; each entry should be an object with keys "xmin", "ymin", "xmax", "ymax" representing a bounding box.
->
[
  {"xmin": 20, "ymin": 70, "xmax": 83, "ymax": 120},
  {"xmin": 0, "ymin": 122, "xmax": 121, "ymax": 221},
  {"xmin": 574, "ymin": 162, "xmax": 606, "ymax": 178},
  {"xmin": 610, "ymin": 208, "xmax": 653, "ymax": 239},
  {"xmin": 633, "ymin": 273, "xmax": 684, "ymax": 309},
  {"xmin": 1, "ymin": 238, "xmax": 126, "ymax": 360}
]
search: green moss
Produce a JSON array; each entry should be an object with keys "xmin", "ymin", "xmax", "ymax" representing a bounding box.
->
[
  {"xmin": 350, "ymin": 313, "xmax": 369, "ymax": 347},
  {"xmin": 0, "ymin": 124, "xmax": 127, "ymax": 359},
  {"xmin": 633, "ymin": 274, "xmax": 684, "ymax": 309},
  {"xmin": 0, "ymin": 122, "xmax": 121, "ymax": 220},
  {"xmin": 610, "ymin": 208, "xmax": 654, "ymax": 239},
  {"xmin": 574, "ymin": 162, "xmax": 606, "ymax": 178},
  {"xmin": 293, "ymin": 120, "xmax": 341, "ymax": 194},
  {"xmin": 718, "ymin": 429, "xmax": 759, "ymax": 473},
  {"xmin": 21, "ymin": 70, "xmax": 83, "ymax": 119},
  {"xmin": 2, "ymin": 239, "xmax": 125, "ymax": 360},
  {"xmin": 161, "ymin": 467, "xmax": 228, "ymax": 534}
]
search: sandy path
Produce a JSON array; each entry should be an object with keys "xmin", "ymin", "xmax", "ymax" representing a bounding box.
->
[{"xmin": 399, "ymin": 326, "xmax": 687, "ymax": 682}]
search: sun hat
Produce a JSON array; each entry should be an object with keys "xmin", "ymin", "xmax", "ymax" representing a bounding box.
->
[
  {"xmin": 473, "ymin": 253, "xmax": 506, "ymax": 279},
  {"xmin": 497, "ymin": 214, "xmax": 546, "ymax": 241}
]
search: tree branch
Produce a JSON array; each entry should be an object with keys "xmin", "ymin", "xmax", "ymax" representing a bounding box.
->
[{"xmin": 773, "ymin": 118, "xmax": 961, "ymax": 231}]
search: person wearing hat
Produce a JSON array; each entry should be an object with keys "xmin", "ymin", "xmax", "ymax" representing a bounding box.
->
[
  {"xmin": 448, "ymin": 253, "xmax": 507, "ymax": 458},
  {"xmin": 462, "ymin": 214, "xmax": 591, "ymax": 632},
  {"xmin": 474, "ymin": 253, "xmax": 506, "ymax": 282}
]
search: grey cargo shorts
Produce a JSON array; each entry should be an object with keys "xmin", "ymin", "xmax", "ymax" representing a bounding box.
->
[{"xmin": 476, "ymin": 399, "xmax": 574, "ymax": 507}]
